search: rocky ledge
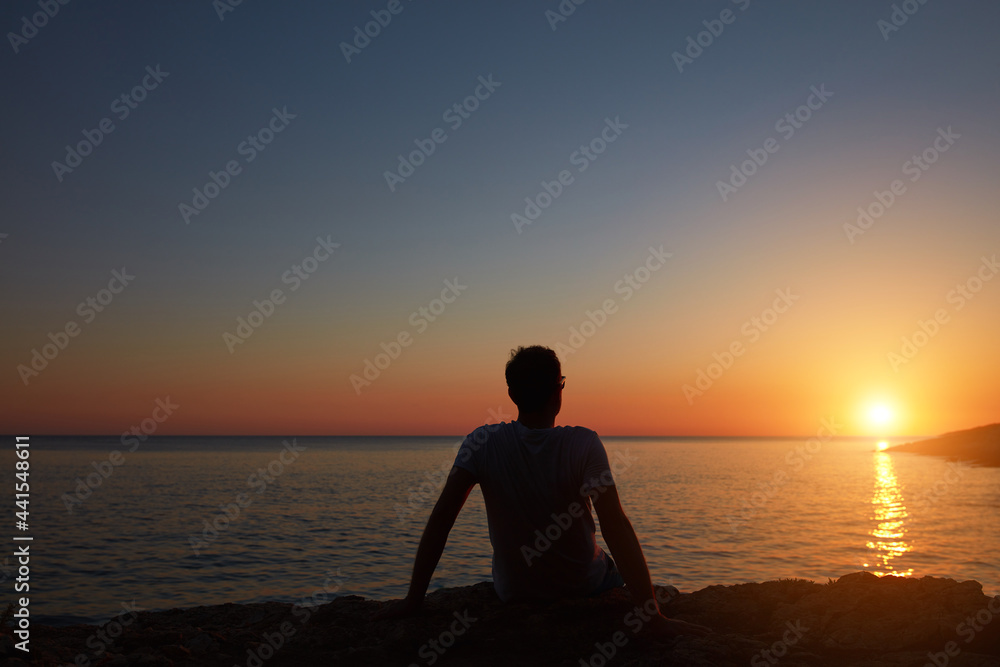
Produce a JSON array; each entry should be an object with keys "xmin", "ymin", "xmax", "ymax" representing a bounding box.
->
[{"xmin": 6, "ymin": 572, "xmax": 1000, "ymax": 666}]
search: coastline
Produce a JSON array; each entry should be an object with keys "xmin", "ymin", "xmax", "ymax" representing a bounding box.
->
[
  {"xmin": 12, "ymin": 572, "xmax": 1000, "ymax": 667},
  {"xmin": 888, "ymin": 423, "xmax": 1000, "ymax": 468}
]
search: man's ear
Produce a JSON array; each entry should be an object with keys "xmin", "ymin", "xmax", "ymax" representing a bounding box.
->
[
  {"xmin": 507, "ymin": 386, "xmax": 516, "ymax": 405},
  {"xmin": 547, "ymin": 386, "xmax": 561, "ymax": 414}
]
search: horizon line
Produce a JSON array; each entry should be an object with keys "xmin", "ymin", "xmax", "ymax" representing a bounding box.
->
[{"xmin": 4, "ymin": 433, "xmax": 927, "ymax": 440}]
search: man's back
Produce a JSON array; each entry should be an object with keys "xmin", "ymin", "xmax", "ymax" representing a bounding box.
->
[
  {"xmin": 454, "ymin": 421, "xmax": 613, "ymax": 601},
  {"xmin": 372, "ymin": 346, "xmax": 710, "ymax": 637}
]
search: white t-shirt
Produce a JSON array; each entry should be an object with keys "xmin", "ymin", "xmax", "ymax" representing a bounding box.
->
[{"xmin": 453, "ymin": 421, "xmax": 615, "ymax": 602}]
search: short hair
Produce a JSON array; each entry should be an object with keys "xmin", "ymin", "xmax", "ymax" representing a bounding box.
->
[{"xmin": 505, "ymin": 346, "xmax": 561, "ymax": 412}]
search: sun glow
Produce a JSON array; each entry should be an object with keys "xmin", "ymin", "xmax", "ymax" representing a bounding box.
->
[
  {"xmin": 859, "ymin": 399, "xmax": 904, "ymax": 435},
  {"xmin": 869, "ymin": 404, "xmax": 894, "ymax": 426}
]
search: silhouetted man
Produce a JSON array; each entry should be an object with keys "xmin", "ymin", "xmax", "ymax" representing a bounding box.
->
[{"xmin": 374, "ymin": 345, "xmax": 708, "ymax": 637}]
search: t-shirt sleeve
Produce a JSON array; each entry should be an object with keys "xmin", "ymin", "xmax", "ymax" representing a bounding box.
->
[
  {"xmin": 579, "ymin": 430, "xmax": 614, "ymax": 497},
  {"xmin": 453, "ymin": 427, "xmax": 483, "ymax": 479}
]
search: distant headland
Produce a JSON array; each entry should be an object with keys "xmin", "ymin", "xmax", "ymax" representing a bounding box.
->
[{"xmin": 888, "ymin": 423, "xmax": 1000, "ymax": 467}]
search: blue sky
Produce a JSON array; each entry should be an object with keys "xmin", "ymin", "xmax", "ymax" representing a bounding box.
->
[{"xmin": 2, "ymin": 1, "xmax": 998, "ymax": 435}]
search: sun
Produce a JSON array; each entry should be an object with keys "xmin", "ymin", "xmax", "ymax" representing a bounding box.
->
[
  {"xmin": 861, "ymin": 399, "xmax": 904, "ymax": 436},
  {"xmin": 869, "ymin": 404, "xmax": 894, "ymax": 426},
  {"xmin": 857, "ymin": 396, "xmax": 907, "ymax": 437}
]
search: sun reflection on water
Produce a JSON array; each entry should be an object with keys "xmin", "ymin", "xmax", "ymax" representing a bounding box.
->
[{"xmin": 863, "ymin": 450, "xmax": 914, "ymax": 577}]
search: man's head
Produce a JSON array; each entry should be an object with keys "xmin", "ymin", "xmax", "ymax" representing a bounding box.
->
[{"xmin": 505, "ymin": 346, "xmax": 563, "ymax": 414}]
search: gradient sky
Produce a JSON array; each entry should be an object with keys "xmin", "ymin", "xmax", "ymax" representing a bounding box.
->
[{"xmin": 2, "ymin": 1, "xmax": 998, "ymax": 437}]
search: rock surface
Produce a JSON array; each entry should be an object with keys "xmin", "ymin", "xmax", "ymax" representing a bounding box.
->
[{"xmin": 6, "ymin": 572, "xmax": 1000, "ymax": 666}]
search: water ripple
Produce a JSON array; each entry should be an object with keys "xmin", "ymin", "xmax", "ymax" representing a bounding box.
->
[{"xmin": 17, "ymin": 438, "xmax": 1000, "ymax": 624}]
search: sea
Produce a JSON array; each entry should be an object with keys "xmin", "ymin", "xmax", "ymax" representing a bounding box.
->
[{"xmin": 11, "ymin": 434, "xmax": 1000, "ymax": 626}]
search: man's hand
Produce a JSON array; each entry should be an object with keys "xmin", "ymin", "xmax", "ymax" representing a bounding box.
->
[
  {"xmin": 384, "ymin": 467, "xmax": 476, "ymax": 620},
  {"xmin": 647, "ymin": 613, "xmax": 712, "ymax": 638},
  {"xmin": 370, "ymin": 595, "xmax": 422, "ymax": 621}
]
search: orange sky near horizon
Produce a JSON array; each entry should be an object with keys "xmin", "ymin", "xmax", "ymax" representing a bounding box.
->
[{"xmin": 4, "ymin": 299, "xmax": 997, "ymax": 438}]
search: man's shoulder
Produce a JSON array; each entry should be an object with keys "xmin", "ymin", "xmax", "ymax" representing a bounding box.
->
[
  {"xmin": 553, "ymin": 424, "xmax": 601, "ymax": 443},
  {"xmin": 465, "ymin": 421, "xmax": 514, "ymax": 441},
  {"xmin": 465, "ymin": 422, "xmax": 600, "ymax": 444}
]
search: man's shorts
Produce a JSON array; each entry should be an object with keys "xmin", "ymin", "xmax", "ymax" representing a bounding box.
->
[{"xmin": 589, "ymin": 555, "xmax": 626, "ymax": 596}]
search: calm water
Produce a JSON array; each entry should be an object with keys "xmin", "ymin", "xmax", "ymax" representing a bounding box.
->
[{"xmin": 11, "ymin": 435, "xmax": 1000, "ymax": 625}]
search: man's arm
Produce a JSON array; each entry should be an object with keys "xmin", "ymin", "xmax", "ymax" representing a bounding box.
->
[
  {"xmin": 592, "ymin": 484, "xmax": 710, "ymax": 637},
  {"xmin": 372, "ymin": 466, "xmax": 477, "ymax": 620},
  {"xmin": 592, "ymin": 484, "xmax": 657, "ymax": 607}
]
